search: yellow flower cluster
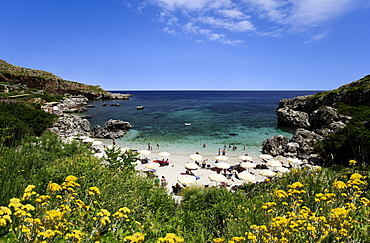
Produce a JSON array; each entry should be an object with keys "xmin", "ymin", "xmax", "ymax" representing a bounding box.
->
[
  {"xmin": 0, "ymin": 206, "xmax": 12, "ymax": 227},
  {"xmin": 2, "ymin": 175, "xmax": 141, "ymax": 243},
  {"xmin": 158, "ymin": 233, "xmax": 184, "ymax": 243},
  {"xmin": 123, "ymin": 232, "xmax": 145, "ymax": 242},
  {"xmin": 243, "ymin": 172, "xmax": 369, "ymax": 243}
]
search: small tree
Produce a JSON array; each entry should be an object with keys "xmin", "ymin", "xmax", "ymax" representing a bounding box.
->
[{"xmin": 104, "ymin": 146, "xmax": 140, "ymax": 171}]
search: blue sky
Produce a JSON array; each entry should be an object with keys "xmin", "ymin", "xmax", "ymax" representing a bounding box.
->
[{"xmin": 0, "ymin": 0, "xmax": 369, "ymax": 90}]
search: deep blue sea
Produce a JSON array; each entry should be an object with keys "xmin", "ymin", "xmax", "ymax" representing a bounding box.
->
[{"xmin": 82, "ymin": 91, "xmax": 319, "ymax": 157}]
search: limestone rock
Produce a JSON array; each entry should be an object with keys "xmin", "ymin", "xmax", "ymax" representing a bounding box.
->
[
  {"xmin": 49, "ymin": 115, "xmax": 91, "ymax": 137},
  {"xmin": 92, "ymin": 119, "xmax": 132, "ymax": 139},
  {"xmin": 262, "ymin": 135, "xmax": 289, "ymax": 156},
  {"xmin": 277, "ymin": 107, "xmax": 310, "ymax": 128}
]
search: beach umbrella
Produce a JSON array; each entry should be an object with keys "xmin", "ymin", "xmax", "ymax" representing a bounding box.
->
[
  {"xmin": 239, "ymin": 155, "xmax": 253, "ymax": 161},
  {"xmin": 275, "ymin": 167, "xmax": 290, "ymax": 173},
  {"xmin": 240, "ymin": 162, "xmax": 256, "ymax": 169},
  {"xmin": 189, "ymin": 154, "xmax": 203, "ymax": 161},
  {"xmin": 145, "ymin": 162, "xmax": 160, "ymax": 170},
  {"xmin": 287, "ymin": 158, "xmax": 303, "ymax": 164},
  {"xmin": 79, "ymin": 136, "xmax": 90, "ymax": 140},
  {"xmin": 138, "ymin": 150, "xmax": 151, "ymax": 155},
  {"xmin": 259, "ymin": 170, "xmax": 276, "ymax": 177},
  {"xmin": 215, "ymin": 162, "xmax": 231, "ymax": 169},
  {"xmin": 93, "ymin": 153, "xmax": 104, "ymax": 159},
  {"xmin": 184, "ymin": 163, "xmax": 199, "ymax": 170},
  {"xmin": 208, "ymin": 173, "xmax": 227, "ymax": 182},
  {"xmin": 267, "ymin": 160, "xmax": 282, "ymax": 168},
  {"xmin": 214, "ymin": 155, "xmax": 228, "ymax": 161},
  {"xmin": 158, "ymin": 152, "xmax": 170, "ymax": 157},
  {"xmin": 237, "ymin": 172, "xmax": 256, "ymax": 183},
  {"xmin": 259, "ymin": 154, "xmax": 273, "ymax": 160},
  {"xmin": 287, "ymin": 158, "xmax": 303, "ymax": 168},
  {"xmin": 177, "ymin": 175, "xmax": 196, "ymax": 185},
  {"xmin": 82, "ymin": 138, "xmax": 94, "ymax": 143},
  {"xmin": 92, "ymin": 140, "xmax": 103, "ymax": 145}
]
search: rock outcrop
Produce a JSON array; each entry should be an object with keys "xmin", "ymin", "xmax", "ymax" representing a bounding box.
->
[
  {"xmin": 92, "ymin": 119, "xmax": 132, "ymax": 139},
  {"xmin": 49, "ymin": 115, "xmax": 91, "ymax": 137},
  {"xmin": 263, "ymin": 75, "xmax": 370, "ymax": 161}
]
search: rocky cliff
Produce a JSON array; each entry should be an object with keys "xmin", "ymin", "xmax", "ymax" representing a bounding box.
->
[
  {"xmin": 263, "ymin": 75, "xmax": 370, "ymax": 162},
  {"xmin": 0, "ymin": 59, "xmax": 130, "ymax": 100}
]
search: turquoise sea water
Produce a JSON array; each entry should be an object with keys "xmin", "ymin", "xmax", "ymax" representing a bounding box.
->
[{"xmin": 82, "ymin": 91, "xmax": 319, "ymax": 157}]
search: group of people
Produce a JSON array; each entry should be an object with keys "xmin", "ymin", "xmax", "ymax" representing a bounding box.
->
[{"xmin": 154, "ymin": 175, "xmax": 168, "ymax": 187}]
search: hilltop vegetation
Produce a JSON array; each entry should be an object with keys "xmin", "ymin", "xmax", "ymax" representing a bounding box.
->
[{"xmin": 0, "ymin": 59, "xmax": 109, "ymax": 99}]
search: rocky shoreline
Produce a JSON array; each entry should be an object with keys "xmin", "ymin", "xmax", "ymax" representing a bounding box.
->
[
  {"xmin": 48, "ymin": 94, "xmax": 132, "ymax": 139},
  {"xmin": 262, "ymin": 75, "xmax": 370, "ymax": 163}
]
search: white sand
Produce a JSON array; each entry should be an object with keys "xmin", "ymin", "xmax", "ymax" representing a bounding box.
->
[{"xmin": 86, "ymin": 138, "xmax": 292, "ymax": 194}]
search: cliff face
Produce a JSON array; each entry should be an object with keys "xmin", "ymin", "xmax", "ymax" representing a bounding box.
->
[
  {"xmin": 263, "ymin": 75, "xmax": 370, "ymax": 162},
  {"xmin": 0, "ymin": 60, "xmax": 117, "ymax": 99}
]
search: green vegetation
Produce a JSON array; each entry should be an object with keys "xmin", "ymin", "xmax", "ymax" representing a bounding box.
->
[
  {"xmin": 0, "ymin": 59, "xmax": 109, "ymax": 96},
  {"xmin": 315, "ymin": 103, "xmax": 370, "ymax": 166},
  {"xmin": 0, "ymin": 102, "xmax": 57, "ymax": 146},
  {"xmin": 0, "ymin": 60, "xmax": 61, "ymax": 80},
  {"xmin": 311, "ymin": 75, "xmax": 370, "ymax": 100},
  {"xmin": 0, "ymin": 132, "xmax": 369, "ymax": 242}
]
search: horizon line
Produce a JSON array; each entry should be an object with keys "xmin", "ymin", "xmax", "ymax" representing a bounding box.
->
[{"xmin": 106, "ymin": 89, "xmax": 326, "ymax": 91}]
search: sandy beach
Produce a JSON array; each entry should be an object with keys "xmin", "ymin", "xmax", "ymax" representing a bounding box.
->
[{"xmin": 87, "ymin": 138, "xmax": 293, "ymax": 195}]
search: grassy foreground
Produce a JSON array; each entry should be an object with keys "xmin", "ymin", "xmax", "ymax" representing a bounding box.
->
[{"xmin": 0, "ymin": 133, "xmax": 369, "ymax": 242}]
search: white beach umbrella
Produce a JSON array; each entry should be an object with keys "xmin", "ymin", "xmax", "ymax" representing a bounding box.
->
[
  {"xmin": 208, "ymin": 173, "xmax": 227, "ymax": 182},
  {"xmin": 93, "ymin": 153, "xmax": 104, "ymax": 159},
  {"xmin": 287, "ymin": 158, "xmax": 303, "ymax": 165},
  {"xmin": 267, "ymin": 160, "xmax": 282, "ymax": 168},
  {"xmin": 259, "ymin": 170, "xmax": 276, "ymax": 177},
  {"xmin": 214, "ymin": 155, "xmax": 228, "ymax": 161},
  {"xmin": 275, "ymin": 167, "xmax": 290, "ymax": 173},
  {"xmin": 238, "ymin": 172, "xmax": 256, "ymax": 183},
  {"xmin": 215, "ymin": 162, "xmax": 231, "ymax": 169},
  {"xmin": 138, "ymin": 150, "xmax": 151, "ymax": 155},
  {"xmin": 189, "ymin": 154, "xmax": 203, "ymax": 161},
  {"xmin": 92, "ymin": 140, "xmax": 103, "ymax": 145},
  {"xmin": 184, "ymin": 163, "xmax": 199, "ymax": 170},
  {"xmin": 259, "ymin": 154, "xmax": 273, "ymax": 160},
  {"xmin": 145, "ymin": 162, "xmax": 160, "ymax": 170},
  {"xmin": 79, "ymin": 136, "xmax": 90, "ymax": 140},
  {"xmin": 240, "ymin": 162, "xmax": 256, "ymax": 169},
  {"xmin": 82, "ymin": 138, "xmax": 94, "ymax": 143},
  {"xmin": 158, "ymin": 152, "xmax": 170, "ymax": 157},
  {"xmin": 177, "ymin": 175, "xmax": 196, "ymax": 185},
  {"xmin": 239, "ymin": 155, "xmax": 253, "ymax": 161}
]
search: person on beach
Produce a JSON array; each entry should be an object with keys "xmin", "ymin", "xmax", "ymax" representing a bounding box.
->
[
  {"xmin": 154, "ymin": 175, "xmax": 160, "ymax": 187},
  {"xmin": 222, "ymin": 149, "xmax": 226, "ymax": 156},
  {"xmin": 112, "ymin": 138, "xmax": 116, "ymax": 145},
  {"xmin": 203, "ymin": 143, "xmax": 206, "ymax": 147},
  {"xmin": 160, "ymin": 176, "xmax": 167, "ymax": 187},
  {"xmin": 218, "ymin": 148, "xmax": 221, "ymax": 155}
]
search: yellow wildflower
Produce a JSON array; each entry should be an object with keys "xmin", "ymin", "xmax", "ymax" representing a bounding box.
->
[
  {"xmin": 158, "ymin": 233, "xmax": 184, "ymax": 243},
  {"xmin": 48, "ymin": 182, "xmax": 62, "ymax": 192},
  {"xmin": 333, "ymin": 180, "xmax": 347, "ymax": 189},
  {"xmin": 274, "ymin": 189, "xmax": 288, "ymax": 198},
  {"xmin": 349, "ymin": 160, "xmax": 357, "ymax": 165},
  {"xmin": 212, "ymin": 238, "xmax": 224, "ymax": 243},
  {"xmin": 289, "ymin": 182, "xmax": 304, "ymax": 189},
  {"xmin": 124, "ymin": 232, "xmax": 145, "ymax": 242},
  {"xmin": 88, "ymin": 186, "xmax": 101, "ymax": 195}
]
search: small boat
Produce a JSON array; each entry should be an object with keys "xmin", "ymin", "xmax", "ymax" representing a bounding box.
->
[
  {"xmin": 114, "ymin": 103, "xmax": 121, "ymax": 106},
  {"xmin": 184, "ymin": 123, "xmax": 192, "ymax": 126},
  {"xmin": 102, "ymin": 103, "xmax": 107, "ymax": 106},
  {"xmin": 85, "ymin": 105, "xmax": 95, "ymax": 108},
  {"xmin": 136, "ymin": 106, "xmax": 144, "ymax": 110}
]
